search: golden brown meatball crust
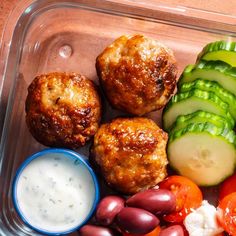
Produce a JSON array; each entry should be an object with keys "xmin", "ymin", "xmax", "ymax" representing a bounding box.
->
[
  {"xmin": 90, "ymin": 117, "xmax": 168, "ymax": 195},
  {"xmin": 25, "ymin": 72, "xmax": 101, "ymax": 149},
  {"xmin": 96, "ymin": 34, "xmax": 178, "ymax": 116}
]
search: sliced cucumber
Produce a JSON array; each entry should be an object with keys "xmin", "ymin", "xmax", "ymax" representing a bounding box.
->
[
  {"xmin": 197, "ymin": 41, "xmax": 236, "ymax": 66},
  {"xmin": 170, "ymin": 111, "xmax": 232, "ymax": 133},
  {"xmin": 179, "ymin": 79, "xmax": 236, "ymax": 120},
  {"xmin": 163, "ymin": 89, "xmax": 234, "ymax": 131},
  {"xmin": 178, "ymin": 60, "xmax": 236, "ymax": 96},
  {"xmin": 168, "ymin": 123, "xmax": 236, "ymax": 186}
]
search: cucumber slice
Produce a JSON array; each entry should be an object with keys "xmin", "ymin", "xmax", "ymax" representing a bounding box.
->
[
  {"xmin": 163, "ymin": 89, "xmax": 234, "ymax": 131},
  {"xmin": 178, "ymin": 60, "xmax": 236, "ymax": 96},
  {"xmin": 168, "ymin": 123, "xmax": 236, "ymax": 186},
  {"xmin": 170, "ymin": 111, "xmax": 232, "ymax": 133},
  {"xmin": 197, "ymin": 41, "xmax": 236, "ymax": 66},
  {"xmin": 179, "ymin": 79, "xmax": 236, "ymax": 120}
]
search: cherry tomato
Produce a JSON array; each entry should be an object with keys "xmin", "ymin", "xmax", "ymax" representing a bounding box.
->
[
  {"xmin": 218, "ymin": 192, "xmax": 236, "ymax": 235},
  {"xmin": 122, "ymin": 226, "xmax": 161, "ymax": 236},
  {"xmin": 219, "ymin": 173, "xmax": 236, "ymax": 201},
  {"xmin": 159, "ymin": 176, "xmax": 203, "ymax": 223}
]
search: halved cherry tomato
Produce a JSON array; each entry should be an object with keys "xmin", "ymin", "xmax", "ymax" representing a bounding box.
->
[
  {"xmin": 219, "ymin": 173, "xmax": 236, "ymax": 201},
  {"xmin": 159, "ymin": 175, "xmax": 203, "ymax": 223},
  {"xmin": 122, "ymin": 226, "xmax": 161, "ymax": 236},
  {"xmin": 218, "ymin": 192, "xmax": 236, "ymax": 235}
]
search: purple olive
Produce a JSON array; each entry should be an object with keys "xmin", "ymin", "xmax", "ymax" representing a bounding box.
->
[
  {"xmin": 79, "ymin": 225, "xmax": 119, "ymax": 236},
  {"xmin": 96, "ymin": 195, "xmax": 125, "ymax": 225},
  {"xmin": 159, "ymin": 225, "xmax": 185, "ymax": 236},
  {"xmin": 116, "ymin": 207, "xmax": 159, "ymax": 234},
  {"xmin": 126, "ymin": 189, "xmax": 176, "ymax": 215}
]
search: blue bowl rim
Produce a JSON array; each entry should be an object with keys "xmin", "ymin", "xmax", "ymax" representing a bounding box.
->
[{"xmin": 12, "ymin": 148, "xmax": 100, "ymax": 236}]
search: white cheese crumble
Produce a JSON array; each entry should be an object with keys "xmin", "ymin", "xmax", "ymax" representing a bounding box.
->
[{"xmin": 184, "ymin": 200, "xmax": 223, "ymax": 236}]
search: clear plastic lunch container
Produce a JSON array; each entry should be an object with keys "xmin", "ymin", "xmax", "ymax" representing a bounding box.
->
[{"xmin": 0, "ymin": 0, "xmax": 236, "ymax": 235}]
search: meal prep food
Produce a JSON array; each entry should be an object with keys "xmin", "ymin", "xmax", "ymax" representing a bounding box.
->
[
  {"xmin": 90, "ymin": 117, "xmax": 168, "ymax": 195},
  {"xmin": 11, "ymin": 35, "xmax": 236, "ymax": 236},
  {"xmin": 96, "ymin": 34, "xmax": 178, "ymax": 115},
  {"xmin": 12, "ymin": 149, "xmax": 99, "ymax": 235},
  {"xmin": 163, "ymin": 40, "xmax": 236, "ymax": 187},
  {"xmin": 25, "ymin": 72, "xmax": 101, "ymax": 149},
  {"xmin": 79, "ymin": 175, "xmax": 223, "ymax": 236},
  {"xmin": 197, "ymin": 41, "xmax": 236, "ymax": 66}
]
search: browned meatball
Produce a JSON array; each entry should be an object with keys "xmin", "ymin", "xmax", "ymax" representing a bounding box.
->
[
  {"xmin": 90, "ymin": 117, "xmax": 168, "ymax": 195},
  {"xmin": 96, "ymin": 34, "xmax": 178, "ymax": 116},
  {"xmin": 25, "ymin": 72, "xmax": 101, "ymax": 149}
]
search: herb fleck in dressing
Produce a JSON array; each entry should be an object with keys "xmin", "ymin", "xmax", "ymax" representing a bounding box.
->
[{"xmin": 16, "ymin": 153, "xmax": 95, "ymax": 232}]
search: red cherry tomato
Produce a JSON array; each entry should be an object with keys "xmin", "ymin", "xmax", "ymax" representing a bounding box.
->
[
  {"xmin": 122, "ymin": 226, "xmax": 161, "ymax": 236},
  {"xmin": 218, "ymin": 192, "xmax": 236, "ymax": 235},
  {"xmin": 219, "ymin": 173, "xmax": 236, "ymax": 201},
  {"xmin": 159, "ymin": 175, "xmax": 203, "ymax": 223}
]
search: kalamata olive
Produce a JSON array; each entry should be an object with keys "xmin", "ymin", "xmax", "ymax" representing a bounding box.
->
[
  {"xmin": 159, "ymin": 225, "xmax": 185, "ymax": 236},
  {"xmin": 116, "ymin": 207, "xmax": 160, "ymax": 234},
  {"xmin": 126, "ymin": 189, "xmax": 176, "ymax": 215},
  {"xmin": 79, "ymin": 225, "xmax": 120, "ymax": 236},
  {"xmin": 96, "ymin": 195, "xmax": 125, "ymax": 225}
]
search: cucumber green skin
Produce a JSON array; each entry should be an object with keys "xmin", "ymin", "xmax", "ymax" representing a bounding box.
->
[
  {"xmin": 168, "ymin": 122, "xmax": 236, "ymax": 186},
  {"xmin": 178, "ymin": 60, "xmax": 236, "ymax": 87},
  {"xmin": 179, "ymin": 79, "xmax": 236, "ymax": 120},
  {"xmin": 197, "ymin": 41, "xmax": 236, "ymax": 58},
  {"xmin": 163, "ymin": 89, "xmax": 235, "ymax": 130},
  {"xmin": 197, "ymin": 41, "xmax": 236, "ymax": 66},
  {"xmin": 197, "ymin": 60, "xmax": 236, "ymax": 77},
  {"xmin": 169, "ymin": 122, "xmax": 236, "ymax": 145},
  {"xmin": 170, "ymin": 111, "xmax": 232, "ymax": 133}
]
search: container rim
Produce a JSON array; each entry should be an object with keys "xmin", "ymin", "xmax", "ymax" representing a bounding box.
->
[
  {"xmin": 12, "ymin": 148, "xmax": 100, "ymax": 235},
  {"xmin": 0, "ymin": 1, "xmax": 236, "ymax": 235}
]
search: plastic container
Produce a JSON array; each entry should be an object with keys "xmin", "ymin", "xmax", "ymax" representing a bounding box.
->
[
  {"xmin": 0, "ymin": 0, "xmax": 236, "ymax": 235},
  {"xmin": 12, "ymin": 148, "xmax": 100, "ymax": 235}
]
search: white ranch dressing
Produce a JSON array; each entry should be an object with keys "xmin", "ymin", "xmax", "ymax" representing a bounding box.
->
[{"xmin": 16, "ymin": 153, "xmax": 95, "ymax": 233}]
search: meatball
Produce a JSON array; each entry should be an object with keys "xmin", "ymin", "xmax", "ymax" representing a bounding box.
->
[
  {"xmin": 25, "ymin": 72, "xmax": 101, "ymax": 149},
  {"xmin": 90, "ymin": 117, "xmax": 168, "ymax": 194},
  {"xmin": 96, "ymin": 34, "xmax": 178, "ymax": 115}
]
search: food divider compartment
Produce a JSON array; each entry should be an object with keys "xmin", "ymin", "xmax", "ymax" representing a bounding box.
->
[{"xmin": 0, "ymin": 0, "xmax": 236, "ymax": 235}]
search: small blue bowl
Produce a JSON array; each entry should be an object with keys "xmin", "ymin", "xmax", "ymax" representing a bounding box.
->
[{"xmin": 12, "ymin": 148, "xmax": 100, "ymax": 235}]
